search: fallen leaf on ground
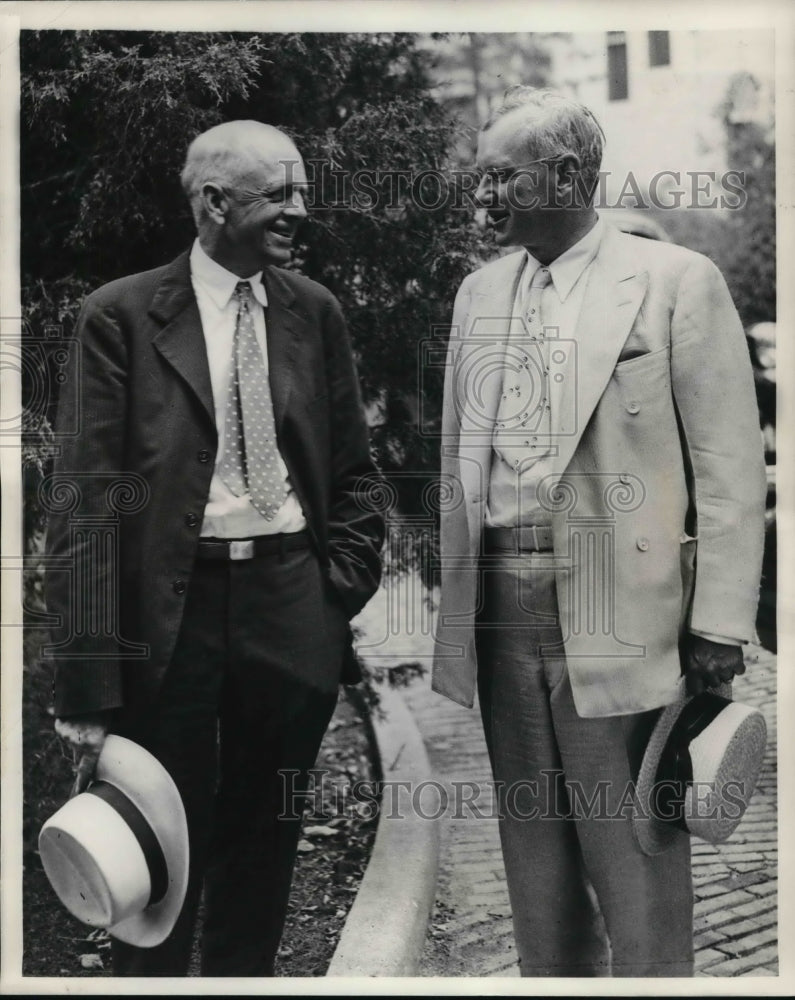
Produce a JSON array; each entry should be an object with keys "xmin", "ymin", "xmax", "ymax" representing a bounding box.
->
[
  {"xmin": 78, "ymin": 954, "xmax": 103, "ymax": 970},
  {"xmin": 303, "ymin": 825, "xmax": 339, "ymax": 838},
  {"xmin": 296, "ymin": 840, "xmax": 315, "ymax": 853}
]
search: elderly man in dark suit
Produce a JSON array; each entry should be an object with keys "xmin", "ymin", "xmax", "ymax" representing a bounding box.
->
[
  {"xmin": 433, "ymin": 88, "xmax": 766, "ymax": 976},
  {"xmin": 47, "ymin": 120, "xmax": 385, "ymax": 976}
]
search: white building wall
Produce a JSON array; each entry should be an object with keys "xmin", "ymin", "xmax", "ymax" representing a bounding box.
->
[{"xmin": 550, "ymin": 30, "xmax": 774, "ymax": 206}]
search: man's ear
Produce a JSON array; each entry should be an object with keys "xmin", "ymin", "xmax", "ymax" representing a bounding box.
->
[
  {"xmin": 201, "ymin": 182, "xmax": 229, "ymax": 225},
  {"xmin": 554, "ymin": 154, "xmax": 582, "ymax": 207}
]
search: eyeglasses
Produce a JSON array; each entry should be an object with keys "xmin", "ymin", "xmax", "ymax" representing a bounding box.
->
[{"xmin": 474, "ymin": 156, "xmax": 562, "ymax": 188}]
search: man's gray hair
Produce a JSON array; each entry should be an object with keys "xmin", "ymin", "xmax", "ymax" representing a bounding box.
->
[
  {"xmin": 180, "ymin": 120, "xmax": 294, "ymax": 226},
  {"xmin": 181, "ymin": 126, "xmax": 245, "ymax": 225},
  {"xmin": 484, "ymin": 87, "xmax": 605, "ymax": 203}
]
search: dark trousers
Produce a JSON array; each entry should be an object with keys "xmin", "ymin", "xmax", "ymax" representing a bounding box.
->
[
  {"xmin": 111, "ymin": 543, "xmax": 347, "ymax": 976},
  {"xmin": 476, "ymin": 547, "xmax": 694, "ymax": 977}
]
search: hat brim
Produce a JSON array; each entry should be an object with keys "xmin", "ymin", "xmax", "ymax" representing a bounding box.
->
[
  {"xmin": 92, "ymin": 735, "xmax": 189, "ymax": 948},
  {"xmin": 633, "ymin": 680, "xmax": 733, "ymax": 857}
]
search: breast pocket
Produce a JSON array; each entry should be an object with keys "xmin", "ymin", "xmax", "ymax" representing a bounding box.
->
[
  {"xmin": 613, "ymin": 344, "xmax": 671, "ymax": 379},
  {"xmin": 612, "ymin": 345, "xmax": 671, "ymax": 409}
]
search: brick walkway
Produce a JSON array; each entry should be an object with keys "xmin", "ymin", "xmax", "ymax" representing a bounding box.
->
[{"xmin": 354, "ymin": 579, "xmax": 778, "ymax": 978}]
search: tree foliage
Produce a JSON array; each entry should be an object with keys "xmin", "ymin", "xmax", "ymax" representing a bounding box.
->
[
  {"xmin": 717, "ymin": 74, "xmax": 776, "ymax": 327},
  {"xmin": 661, "ymin": 71, "xmax": 775, "ymax": 329}
]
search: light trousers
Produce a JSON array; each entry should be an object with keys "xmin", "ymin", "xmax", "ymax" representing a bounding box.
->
[{"xmin": 475, "ymin": 547, "xmax": 694, "ymax": 977}]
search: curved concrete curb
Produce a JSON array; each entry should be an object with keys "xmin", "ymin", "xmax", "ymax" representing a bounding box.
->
[{"xmin": 327, "ymin": 682, "xmax": 440, "ymax": 977}]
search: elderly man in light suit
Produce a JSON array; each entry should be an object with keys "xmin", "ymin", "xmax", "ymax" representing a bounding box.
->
[{"xmin": 433, "ymin": 88, "xmax": 765, "ymax": 977}]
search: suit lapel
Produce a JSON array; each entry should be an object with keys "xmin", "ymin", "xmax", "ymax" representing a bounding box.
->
[
  {"xmin": 261, "ymin": 267, "xmax": 304, "ymax": 432},
  {"xmin": 149, "ymin": 253, "xmax": 306, "ymax": 436},
  {"xmin": 553, "ymin": 227, "xmax": 648, "ymax": 477},
  {"xmin": 149, "ymin": 252, "xmax": 216, "ymax": 429},
  {"xmin": 454, "ymin": 253, "xmax": 525, "ymax": 537}
]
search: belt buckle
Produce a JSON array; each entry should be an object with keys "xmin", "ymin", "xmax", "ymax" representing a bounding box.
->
[{"xmin": 229, "ymin": 539, "xmax": 255, "ymax": 560}]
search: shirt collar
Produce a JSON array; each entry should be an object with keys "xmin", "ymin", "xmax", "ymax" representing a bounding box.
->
[
  {"xmin": 189, "ymin": 239, "xmax": 268, "ymax": 310},
  {"xmin": 524, "ymin": 215, "xmax": 604, "ymax": 302}
]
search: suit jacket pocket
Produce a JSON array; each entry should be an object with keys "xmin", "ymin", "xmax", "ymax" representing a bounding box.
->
[{"xmin": 613, "ymin": 344, "xmax": 670, "ymax": 376}]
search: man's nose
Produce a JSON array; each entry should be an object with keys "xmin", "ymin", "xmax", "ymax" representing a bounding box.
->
[{"xmin": 474, "ymin": 173, "xmax": 493, "ymax": 208}]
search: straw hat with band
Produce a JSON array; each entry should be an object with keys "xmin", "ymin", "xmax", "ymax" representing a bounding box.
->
[
  {"xmin": 633, "ymin": 680, "xmax": 767, "ymax": 857},
  {"xmin": 39, "ymin": 735, "xmax": 189, "ymax": 948}
]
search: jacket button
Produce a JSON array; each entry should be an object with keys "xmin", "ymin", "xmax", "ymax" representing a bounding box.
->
[
  {"xmin": 197, "ymin": 449, "xmax": 211, "ymax": 463},
  {"xmin": 185, "ymin": 513, "xmax": 199, "ymax": 527},
  {"xmin": 636, "ymin": 537, "xmax": 649, "ymax": 552},
  {"xmin": 626, "ymin": 400, "xmax": 640, "ymax": 414},
  {"xmin": 619, "ymin": 473, "xmax": 630, "ymax": 484},
  {"xmin": 173, "ymin": 579, "xmax": 187, "ymax": 594}
]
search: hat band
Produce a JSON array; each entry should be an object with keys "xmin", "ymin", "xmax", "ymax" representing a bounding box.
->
[
  {"xmin": 87, "ymin": 780, "xmax": 169, "ymax": 906},
  {"xmin": 653, "ymin": 691, "xmax": 731, "ymax": 831}
]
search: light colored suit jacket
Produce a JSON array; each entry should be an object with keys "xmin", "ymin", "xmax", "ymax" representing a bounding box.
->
[{"xmin": 432, "ymin": 225, "xmax": 766, "ymax": 718}]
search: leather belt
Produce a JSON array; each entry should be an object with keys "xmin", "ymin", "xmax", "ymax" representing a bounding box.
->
[
  {"xmin": 196, "ymin": 530, "xmax": 311, "ymax": 561},
  {"xmin": 484, "ymin": 525, "xmax": 554, "ymax": 553}
]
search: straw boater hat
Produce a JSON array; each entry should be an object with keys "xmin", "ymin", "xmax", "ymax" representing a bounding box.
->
[
  {"xmin": 39, "ymin": 735, "xmax": 189, "ymax": 947},
  {"xmin": 633, "ymin": 681, "xmax": 767, "ymax": 856}
]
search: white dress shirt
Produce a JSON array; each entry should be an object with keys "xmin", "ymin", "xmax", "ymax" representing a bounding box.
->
[
  {"xmin": 189, "ymin": 239, "xmax": 306, "ymax": 537},
  {"xmin": 487, "ymin": 216, "xmax": 604, "ymax": 527}
]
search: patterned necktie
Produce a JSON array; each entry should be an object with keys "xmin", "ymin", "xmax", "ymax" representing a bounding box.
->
[
  {"xmin": 219, "ymin": 281, "xmax": 288, "ymax": 520},
  {"xmin": 493, "ymin": 266, "xmax": 553, "ymax": 474}
]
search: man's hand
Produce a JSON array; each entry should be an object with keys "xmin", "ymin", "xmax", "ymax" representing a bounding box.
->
[
  {"xmin": 682, "ymin": 633, "xmax": 746, "ymax": 696},
  {"xmin": 55, "ymin": 714, "xmax": 109, "ymax": 797}
]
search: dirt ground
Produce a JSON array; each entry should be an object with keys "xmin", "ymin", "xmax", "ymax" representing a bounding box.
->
[{"xmin": 22, "ymin": 688, "xmax": 377, "ymax": 978}]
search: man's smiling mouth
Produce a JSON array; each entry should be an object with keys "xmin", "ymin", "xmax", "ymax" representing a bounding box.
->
[{"xmin": 486, "ymin": 208, "xmax": 509, "ymax": 229}]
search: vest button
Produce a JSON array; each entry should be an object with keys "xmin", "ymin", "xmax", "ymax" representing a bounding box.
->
[
  {"xmin": 626, "ymin": 400, "xmax": 641, "ymax": 414},
  {"xmin": 197, "ymin": 449, "xmax": 211, "ymax": 463},
  {"xmin": 636, "ymin": 537, "xmax": 650, "ymax": 552},
  {"xmin": 185, "ymin": 513, "xmax": 199, "ymax": 527},
  {"xmin": 173, "ymin": 579, "xmax": 187, "ymax": 594}
]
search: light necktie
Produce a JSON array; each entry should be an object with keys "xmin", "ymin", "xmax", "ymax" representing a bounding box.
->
[
  {"xmin": 493, "ymin": 266, "xmax": 553, "ymax": 474},
  {"xmin": 219, "ymin": 281, "xmax": 288, "ymax": 520}
]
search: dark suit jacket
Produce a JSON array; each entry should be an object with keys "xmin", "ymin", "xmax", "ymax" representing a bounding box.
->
[{"xmin": 46, "ymin": 250, "xmax": 385, "ymax": 717}]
